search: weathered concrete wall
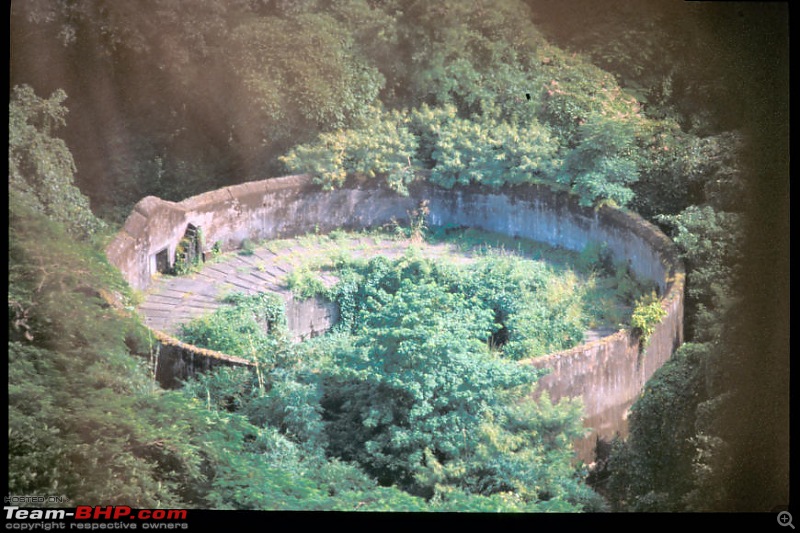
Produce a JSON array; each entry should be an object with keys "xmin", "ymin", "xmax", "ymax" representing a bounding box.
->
[
  {"xmin": 107, "ymin": 174, "xmax": 684, "ymax": 462},
  {"xmin": 285, "ymin": 295, "xmax": 340, "ymax": 342},
  {"xmin": 106, "ymin": 175, "xmax": 419, "ymax": 292},
  {"xmin": 150, "ymin": 330, "xmax": 253, "ymax": 389},
  {"xmin": 422, "ymin": 184, "xmax": 674, "ymax": 294},
  {"xmin": 106, "ymin": 196, "xmax": 189, "ymax": 291},
  {"xmin": 527, "ymin": 286, "xmax": 684, "ymax": 460}
]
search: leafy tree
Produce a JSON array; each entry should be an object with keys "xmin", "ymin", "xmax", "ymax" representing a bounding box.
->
[
  {"xmin": 656, "ymin": 205, "xmax": 742, "ymax": 342},
  {"xmin": 177, "ymin": 269, "xmax": 601, "ymax": 509},
  {"xmin": 12, "ymin": 1, "xmax": 388, "ymax": 209},
  {"xmin": 324, "ymin": 276, "xmax": 546, "ymax": 496},
  {"xmin": 681, "ymin": 132, "xmax": 747, "ymax": 212},
  {"xmin": 451, "ymin": 256, "xmax": 590, "ymax": 358},
  {"xmin": 9, "ymin": 85, "xmax": 105, "ymax": 239},
  {"xmin": 282, "ymin": 103, "xmax": 563, "ymax": 194},
  {"xmin": 393, "ymin": 0, "xmax": 547, "ymax": 116},
  {"xmin": 8, "ymin": 197, "xmax": 198, "ymax": 506},
  {"xmin": 229, "ymin": 12, "xmax": 384, "ymax": 143},
  {"xmin": 557, "ymin": 114, "xmax": 640, "ymax": 207},
  {"xmin": 180, "ymin": 292, "xmax": 289, "ymax": 363},
  {"xmin": 11, "ymin": 0, "xmax": 255, "ymax": 207},
  {"xmin": 181, "ymin": 248, "xmax": 603, "ymax": 507},
  {"xmin": 280, "ymin": 107, "xmax": 418, "ymax": 194},
  {"xmin": 314, "ymin": 254, "xmax": 599, "ymax": 505},
  {"xmin": 530, "ymin": 0, "xmax": 778, "ymax": 136},
  {"xmin": 410, "ymin": 104, "xmax": 561, "ymax": 189},
  {"xmin": 421, "ymin": 393, "xmax": 603, "ymax": 511},
  {"xmin": 277, "ymin": 0, "xmax": 667, "ymax": 209}
]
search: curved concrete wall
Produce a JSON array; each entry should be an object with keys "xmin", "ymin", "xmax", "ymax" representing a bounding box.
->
[{"xmin": 107, "ymin": 174, "xmax": 684, "ymax": 461}]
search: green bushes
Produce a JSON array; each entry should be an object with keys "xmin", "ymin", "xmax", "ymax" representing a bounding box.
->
[
  {"xmin": 281, "ymin": 103, "xmax": 563, "ymax": 197},
  {"xmin": 172, "ymin": 234, "xmax": 626, "ymax": 508},
  {"xmin": 279, "ymin": 108, "xmax": 418, "ymax": 194},
  {"xmin": 179, "ymin": 292, "xmax": 288, "ymax": 363},
  {"xmin": 238, "ymin": 238, "xmax": 257, "ymax": 256},
  {"xmin": 311, "ymin": 246, "xmax": 606, "ymax": 360},
  {"xmin": 630, "ymin": 292, "xmax": 667, "ymax": 347},
  {"xmin": 278, "ymin": 1, "xmax": 673, "ymax": 210},
  {"xmin": 410, "ymin": 105, "xmax": 562, "ymax": 190},
  {"xmin": 9, "ymin": 85, "xmax": 106, "ymax": 240},
  {"xmin": 286, "ymin": 267, "xmax": 330, "ymax": 300}
]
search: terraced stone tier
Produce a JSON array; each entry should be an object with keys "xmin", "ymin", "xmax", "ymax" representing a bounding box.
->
[
  {"xmin": 138, "ymin": 235, "xmax": 479, "ymax": 339},
  {"xmin": 138, "ymin": 230, "xmax": 621, "ymax": 350}
]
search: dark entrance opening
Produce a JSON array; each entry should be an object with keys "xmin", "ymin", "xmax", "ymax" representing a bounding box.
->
[
  {"xmin": 155, "ymin": 248, "xmax": 170, "ymax": 274},
  {"xmin": 488, "ymin": 309, "xmax": 510, "ymax": 349}
]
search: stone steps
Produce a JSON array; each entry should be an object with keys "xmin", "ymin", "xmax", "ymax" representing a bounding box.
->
[{"xmin": 138, "ymin": 236, "xmax": 605, "ymax": 342}]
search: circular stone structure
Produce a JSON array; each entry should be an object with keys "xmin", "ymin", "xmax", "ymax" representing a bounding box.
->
[{"xmin": 106, "ymin": 174, "xmax": 684, "ymax": 462}]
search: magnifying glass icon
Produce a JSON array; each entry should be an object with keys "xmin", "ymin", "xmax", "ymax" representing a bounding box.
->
[{"xmin": 778, "ymin": 511, "xmax": 795, "ymax": 529}]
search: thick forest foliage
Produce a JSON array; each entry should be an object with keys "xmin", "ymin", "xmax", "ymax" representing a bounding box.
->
[
  {"xmin": 179, "ymin": 254, "xmax": 603, "ymax": 508},
  {"xmin": 9, "ymin": 0, "xmax": 788, "ymax": 513}
]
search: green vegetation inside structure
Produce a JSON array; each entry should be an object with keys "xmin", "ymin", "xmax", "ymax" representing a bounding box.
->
[
  {"xmin": 168, "ymin": 227, "xmax": 654, "ymax": 508},
  {"xmin": 174, "ymin": 231, "xmax": 617, "ymax": 508}
]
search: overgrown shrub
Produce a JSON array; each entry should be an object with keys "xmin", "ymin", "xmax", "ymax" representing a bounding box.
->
[{"xmin": 630, "ymin": 292, "xmax": 667, "ymax": 348}]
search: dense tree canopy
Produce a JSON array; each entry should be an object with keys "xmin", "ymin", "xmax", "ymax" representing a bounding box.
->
[
  {"xmin": 9, "ymin": 85, "xmax": 105, "ymax": 239},
  {"xmin": 175, "ymin": 249, "xmax": 614, "ymax": 509}
]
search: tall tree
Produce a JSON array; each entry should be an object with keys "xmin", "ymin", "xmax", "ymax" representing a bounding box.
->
[{"xmin": 9, "ymin": 84, "xmax": 104, "ymax": 239}]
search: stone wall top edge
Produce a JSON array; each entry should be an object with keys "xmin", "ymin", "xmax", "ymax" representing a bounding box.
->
[
  {"xmin": 120, "ymin": 209, "xmax": 149, "ymax": 237},
  {"xmin": 599, "ymin": 205, "xmax": 685, "ymax": 275},
  {"xmin": 152, "ymin": 329, "xmax": 254, "ymax": 367},
  {"xmin": 178, "ymin": 174, "xmax": 315, "ymax": 210},
  {"xmin": 133, "ymin": 195, "xmax": 185, "ymax": 217},
  {"xmin": 106, "ymin": 231, "xmax": 135, "ymax": 256},
  {"xmin": 521, "ymin": 329, "xmax": 630, "ymax": 368},
  {"xmin": 123, "ymin": 196, "xmax": 187, "ymax": 239}
]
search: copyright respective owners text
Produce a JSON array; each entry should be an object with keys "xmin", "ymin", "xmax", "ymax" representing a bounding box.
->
[{"xmin": 5, "ymin": 504, "xmax": 190, "ymax": 530}]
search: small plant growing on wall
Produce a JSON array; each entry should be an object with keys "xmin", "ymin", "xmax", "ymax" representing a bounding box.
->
[
  {"xmin": 171, "ymin": 224, "xmax": 204, "ymax": 275},
  {"xmin": 239, "ymin": 238, "xmax": 256, "ymax": 256},
  {"xmin": 631, "ymin": 291, "xmax": 667, "ymax": 350},
  {"xmin": 408, "ymin": 200, "xmax": 430, "ymax": 244},
  {"xmin": 172, "ymin": 239, "xmax": 197, "ymax": 274},
  {"xmin": 172, "ymin": 239, "xmax": 191, "ymax": 275},
  {"xmin": 577, "ymin": 241, "xmax": 614, "ymax": 275}
]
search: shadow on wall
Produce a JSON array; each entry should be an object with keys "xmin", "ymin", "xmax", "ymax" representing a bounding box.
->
[{"xmin": 107, "ymin": 174, "xmax": 684, "ymax": 463}]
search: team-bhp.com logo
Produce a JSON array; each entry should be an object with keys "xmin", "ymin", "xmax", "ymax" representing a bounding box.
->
[{"xmin": 5, "ymin": 506, "xmax": 188, "ymax": 529}]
